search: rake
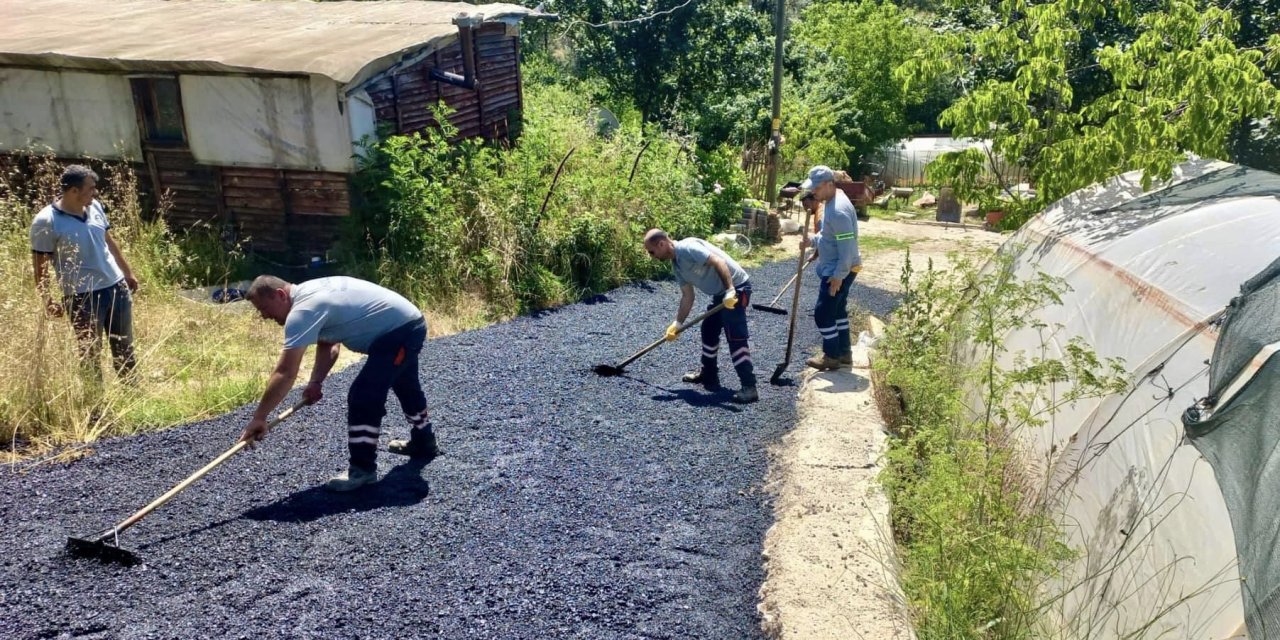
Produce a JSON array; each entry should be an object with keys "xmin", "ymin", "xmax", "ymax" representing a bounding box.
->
[
  {"xmin": 751, "ymin": 258, "xmax": 812, "ymax": 315},
  {"xmin": 594, "ymin": 303, "xmax": 727, "ymax": 377},
  {"xmin": 770, "ymin": 206, "xmax": 813, "ymax": 384},
  {"xmin": 66, "ymin": 400, "xmax": 306, "ymax": 566}
]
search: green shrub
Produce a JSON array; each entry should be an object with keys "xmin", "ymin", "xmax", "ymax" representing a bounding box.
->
[
  {"xmin": 346, "ymin": 66, "xmax": 751, "ymax": 315},
  {"xmin": 876, "ymin": 251, "xmax": 1129, "ymax": 638}
]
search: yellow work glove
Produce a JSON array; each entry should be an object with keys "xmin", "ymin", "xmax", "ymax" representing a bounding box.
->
[
  {"xmin": 664, "ymin": 320, "xmax": 680, "ymax": 342},
  {"xmin": 852, "ymin": 264, "xmax": 863, "ymax": 274},
  {"xmin": 723, "ymin": 288, "xmax": 738, "ymax": 310}
]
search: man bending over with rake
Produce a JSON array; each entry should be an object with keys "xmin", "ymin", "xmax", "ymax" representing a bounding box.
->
[
  {"xmin": 239, "ymin": 275, "xmax": 437, "ymax": 491},
  {"xmin": 644, "ymin": 229, "xmax": 758, "ymax": 404}
]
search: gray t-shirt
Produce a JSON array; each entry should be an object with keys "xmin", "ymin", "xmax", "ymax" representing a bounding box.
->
[
  {"xmin": 673, "ymin": 237, "xmax": 749, "ymax": 295},
  {"xmin": 29, "ymin": 200, "xmax": 125, "ymax": 295},
  {"xmin": 283, "ymin": 276, "xmax": 423, "ymax": 354}
]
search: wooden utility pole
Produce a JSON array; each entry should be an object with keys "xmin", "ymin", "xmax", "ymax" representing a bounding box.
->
[{"xmin": 765, "ymin": 0, "xmax": 785, "ymax": 206}]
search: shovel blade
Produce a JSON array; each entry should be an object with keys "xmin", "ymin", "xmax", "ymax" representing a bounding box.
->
[
  {"xmin": 593, "ymin": 364, "xmax": 625, "ymax": 377},
  {"xmin": 769, "ymin": 362, "xmax": 791, "ymax": 386},
  {"xmin": 751, "ymin": 304, "xmax": 788, "ymax": 316},
  {"xmin": 66, "ymin": 535, "xmax": 142, "ymax": 566}
]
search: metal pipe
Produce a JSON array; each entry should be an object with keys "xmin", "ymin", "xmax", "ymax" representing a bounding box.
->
[{"xmin": 430, "ymin": 13, "xmax": 484, "ymax": 90}]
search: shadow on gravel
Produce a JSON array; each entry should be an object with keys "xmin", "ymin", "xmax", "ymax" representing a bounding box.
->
[
  {"xmin": 602, "ymin": 373, "xmax": 745, "ymax": 411},
  {"xmin": 242, "ymin": 459, "xmax": 433, "ymax": 523},
  {"xmin": 649, "ymin": 388, "xmax": 744, "ymax": 412},
  {"xmin": 135, "ymin": 515, "xmax": 242, "ymax": 551}
]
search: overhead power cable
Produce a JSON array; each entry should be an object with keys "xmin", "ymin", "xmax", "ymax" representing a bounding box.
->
[{"xmin": 557, "ymin": 0, "xmax": 698, "ymax": 37}]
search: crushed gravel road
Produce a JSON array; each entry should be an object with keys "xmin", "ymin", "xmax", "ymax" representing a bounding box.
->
[{"xmin": 1, "ymin": 257, "xmax": 899, "ymax": 639}]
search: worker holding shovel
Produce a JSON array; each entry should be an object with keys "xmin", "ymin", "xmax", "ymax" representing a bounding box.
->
[
  {"xmin": 644, "ymin": 228, "xmax": 758, "ymax": 404},
  {"xmin": 798, "ymin": 166, "xmax": 862, "ymax": 371},
  {"xmin": 239, "ymin": 275, "xmax": 437, "ymax": 491}
]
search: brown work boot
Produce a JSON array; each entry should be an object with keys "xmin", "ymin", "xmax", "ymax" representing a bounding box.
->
[
  {"xmin": 805, "ymin": 354, "xmax": 841, "ymax": 371},
  {"xmin": 838, "ymin": 352, "xmax": 854, "ymax": 365}
]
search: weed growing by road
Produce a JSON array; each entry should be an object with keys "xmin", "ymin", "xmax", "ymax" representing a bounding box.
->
[{"xmin": 875, "ymin": 250, "xmax": 1128, "ymax": 638}]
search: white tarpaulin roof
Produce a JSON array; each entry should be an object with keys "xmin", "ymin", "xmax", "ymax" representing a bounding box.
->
[
  {"xmin": 0, "ymin": 0, "xmax": 542, "ymax": 89},
  {"xmin": 988, "ymin": 158, "xmax": 1280, "ymax": 638}
]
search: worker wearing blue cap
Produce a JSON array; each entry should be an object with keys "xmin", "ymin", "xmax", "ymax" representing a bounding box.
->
[{"xmin": 798, "ymin": 166, "xmax": 862, "ymax": 370}]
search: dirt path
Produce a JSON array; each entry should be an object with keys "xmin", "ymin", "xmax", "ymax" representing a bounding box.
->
[
  {"xmin": 856, "ymin": 217, "xmax": 1002, "ymax": 293},
  {"xmin": 758, "ymin": 219, "xmax": 1001, "ymax": 639}
]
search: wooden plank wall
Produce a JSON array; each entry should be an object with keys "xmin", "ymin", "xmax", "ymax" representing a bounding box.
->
[
  {"xmin": 0, "ymin": 153, "xmax": 160, "ymax": 224},
  {"xmin": 148, "ymin": 147, "xmax": 221, "ymax": 230},
  {"xmin": 220, "ymin": 167, "xmax": 348, "ymax": 254},
  {"xmin": 366, "ymin": 23, "xmax": 521, "ymax": 142},
  {"xmin": 477, "ymin": 24, "xmax": 521, "ymax": 141},
  {"xmin": 0, "ymin": 154, "xmax": 346, "ymax": 257}
]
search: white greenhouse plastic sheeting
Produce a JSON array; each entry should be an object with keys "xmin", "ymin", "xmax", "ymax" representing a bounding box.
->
[
  {"xmin": 180, "ymin": 75, "xmax": 353, "ymax": 173},
  {"xmin": 0, "ymin": 68, "xmax": 142, "ymax": 159},
  {"xmin": 0, "ymin": 0, "xmax": 540, "ymax": 89},
  {"xmin": 981, "ymin": 158, "xmax": 1280, "ymax": 639}
]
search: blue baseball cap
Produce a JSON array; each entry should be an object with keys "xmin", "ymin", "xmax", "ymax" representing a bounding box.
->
[{"xmin": 800, "ymin": 165, "xmax": 835, "ymax": 192}]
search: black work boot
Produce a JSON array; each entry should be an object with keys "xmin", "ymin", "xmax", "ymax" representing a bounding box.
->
[
  {"xmin": 681, "ymin": 370, "xmax": 721, "ymax": 389},
  {"xmin": 325, "ymin": 464, "xmax": 377, "ymax": 492},
  {"xmin": 733, "ymin": 386, "xmax": 759, "ymax": 404},
  {"xmin": 388, "ymin": 430, "xmax": 439, "ymax": 460}
]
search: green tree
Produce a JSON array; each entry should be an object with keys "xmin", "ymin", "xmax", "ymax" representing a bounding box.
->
[
  {"xmin": 898, "ymin": 0, "xmax": 1280, "ymax": 224},
  {"xmin": 527, "ymin": 0, "xmax": 773, "ymax": 148},
  {"xmin": 781, "ymin": 0, "xmax": 951, "ymax": 172}
]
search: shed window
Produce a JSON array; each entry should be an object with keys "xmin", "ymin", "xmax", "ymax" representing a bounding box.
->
[{"xmin": 131, "ymin": 78, "xmax": 186, "ymax": 144}]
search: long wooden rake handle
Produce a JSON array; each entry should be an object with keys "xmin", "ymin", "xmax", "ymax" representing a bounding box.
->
[
  {"xmin": 615, "ymin": 302, "xmax": 728, "ymax": 371},
  {"xmin": 779, "ymin": 209, "xmax": 814, "ymax": 367},
  {"xmin": 96, "ymin": 400, "xmax": 306, "ymax": 541}
]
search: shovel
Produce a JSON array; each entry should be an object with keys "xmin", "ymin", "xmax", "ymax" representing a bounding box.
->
[
  {"xmin": 66, "ymin": 399, "xmax": 306, "ymax": 566},
  {"xmin": 752, "ymin": 258, "xmax": 812, "ymax": 315},
  {"xmin": 594, "ymin": 302, "xmax": 727, "ymax": 377},
  {"xmin": 770, "ymin": 207, "xmax": 813, "ymax": 385}
]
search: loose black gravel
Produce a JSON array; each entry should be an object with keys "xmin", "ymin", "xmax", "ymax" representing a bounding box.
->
[{"xmin": 1, "ymin": 257, "xmax": 899, "ymax": 639}]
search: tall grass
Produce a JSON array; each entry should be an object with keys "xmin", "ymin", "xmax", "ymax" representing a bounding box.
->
[{"xmin": 0, "ymin": 153, "xmax": 351, "ymax": 457}]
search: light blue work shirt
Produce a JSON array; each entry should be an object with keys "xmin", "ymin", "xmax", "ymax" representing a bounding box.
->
[
  {"xmin": 673, "ymin": 237, "xmax": 749, "ymax": 296},
  {"xmin": 811, "ymin": 189, "xmax": 861, "ymax": 278},
  {"xmin": 283, "ymin": 277, "xmax": 423, "ymax": 354},
  {"xmin": 29, "ymin": 199, "xmax": 125, "ymax": 295}
]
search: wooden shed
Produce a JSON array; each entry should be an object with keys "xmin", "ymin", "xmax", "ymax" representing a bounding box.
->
[{"xmin": 0, "ymin": 0, "xmax": 545, "ymax": 257}]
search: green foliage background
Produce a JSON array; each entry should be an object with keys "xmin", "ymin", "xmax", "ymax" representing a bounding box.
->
[{"xmin": 345, "ymin": 58, "xmax": 747, "ymax": 314}]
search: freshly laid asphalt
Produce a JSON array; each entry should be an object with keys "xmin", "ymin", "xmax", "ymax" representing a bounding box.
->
[{"xmin": 0, "ymin": 255, "xmax": 898, "ymax": 640}]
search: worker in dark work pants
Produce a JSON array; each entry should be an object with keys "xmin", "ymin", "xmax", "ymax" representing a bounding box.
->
[
  {"xmin": 644, "ymin": 228, "xmax": 758, "ymax": 404},
  {"xmin": 239, "ymin": 275, "xmax": 438, "ymax": 492},
  {"xmin": 798, "ymin": 165, "xmax": 862, "ymax": 370}
]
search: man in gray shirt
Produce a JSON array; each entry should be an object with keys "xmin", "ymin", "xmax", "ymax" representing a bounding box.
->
[
  {"xmin": 239, "ymin": 275, "xmax": 435, "ymax": 491},
  {"xmin": 644, "ymin": 229, "xmax": 758, "ymax": 403},
  {"xmin": 30, "ymin": 165, "xmax": 139, "ymax": 381}
]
